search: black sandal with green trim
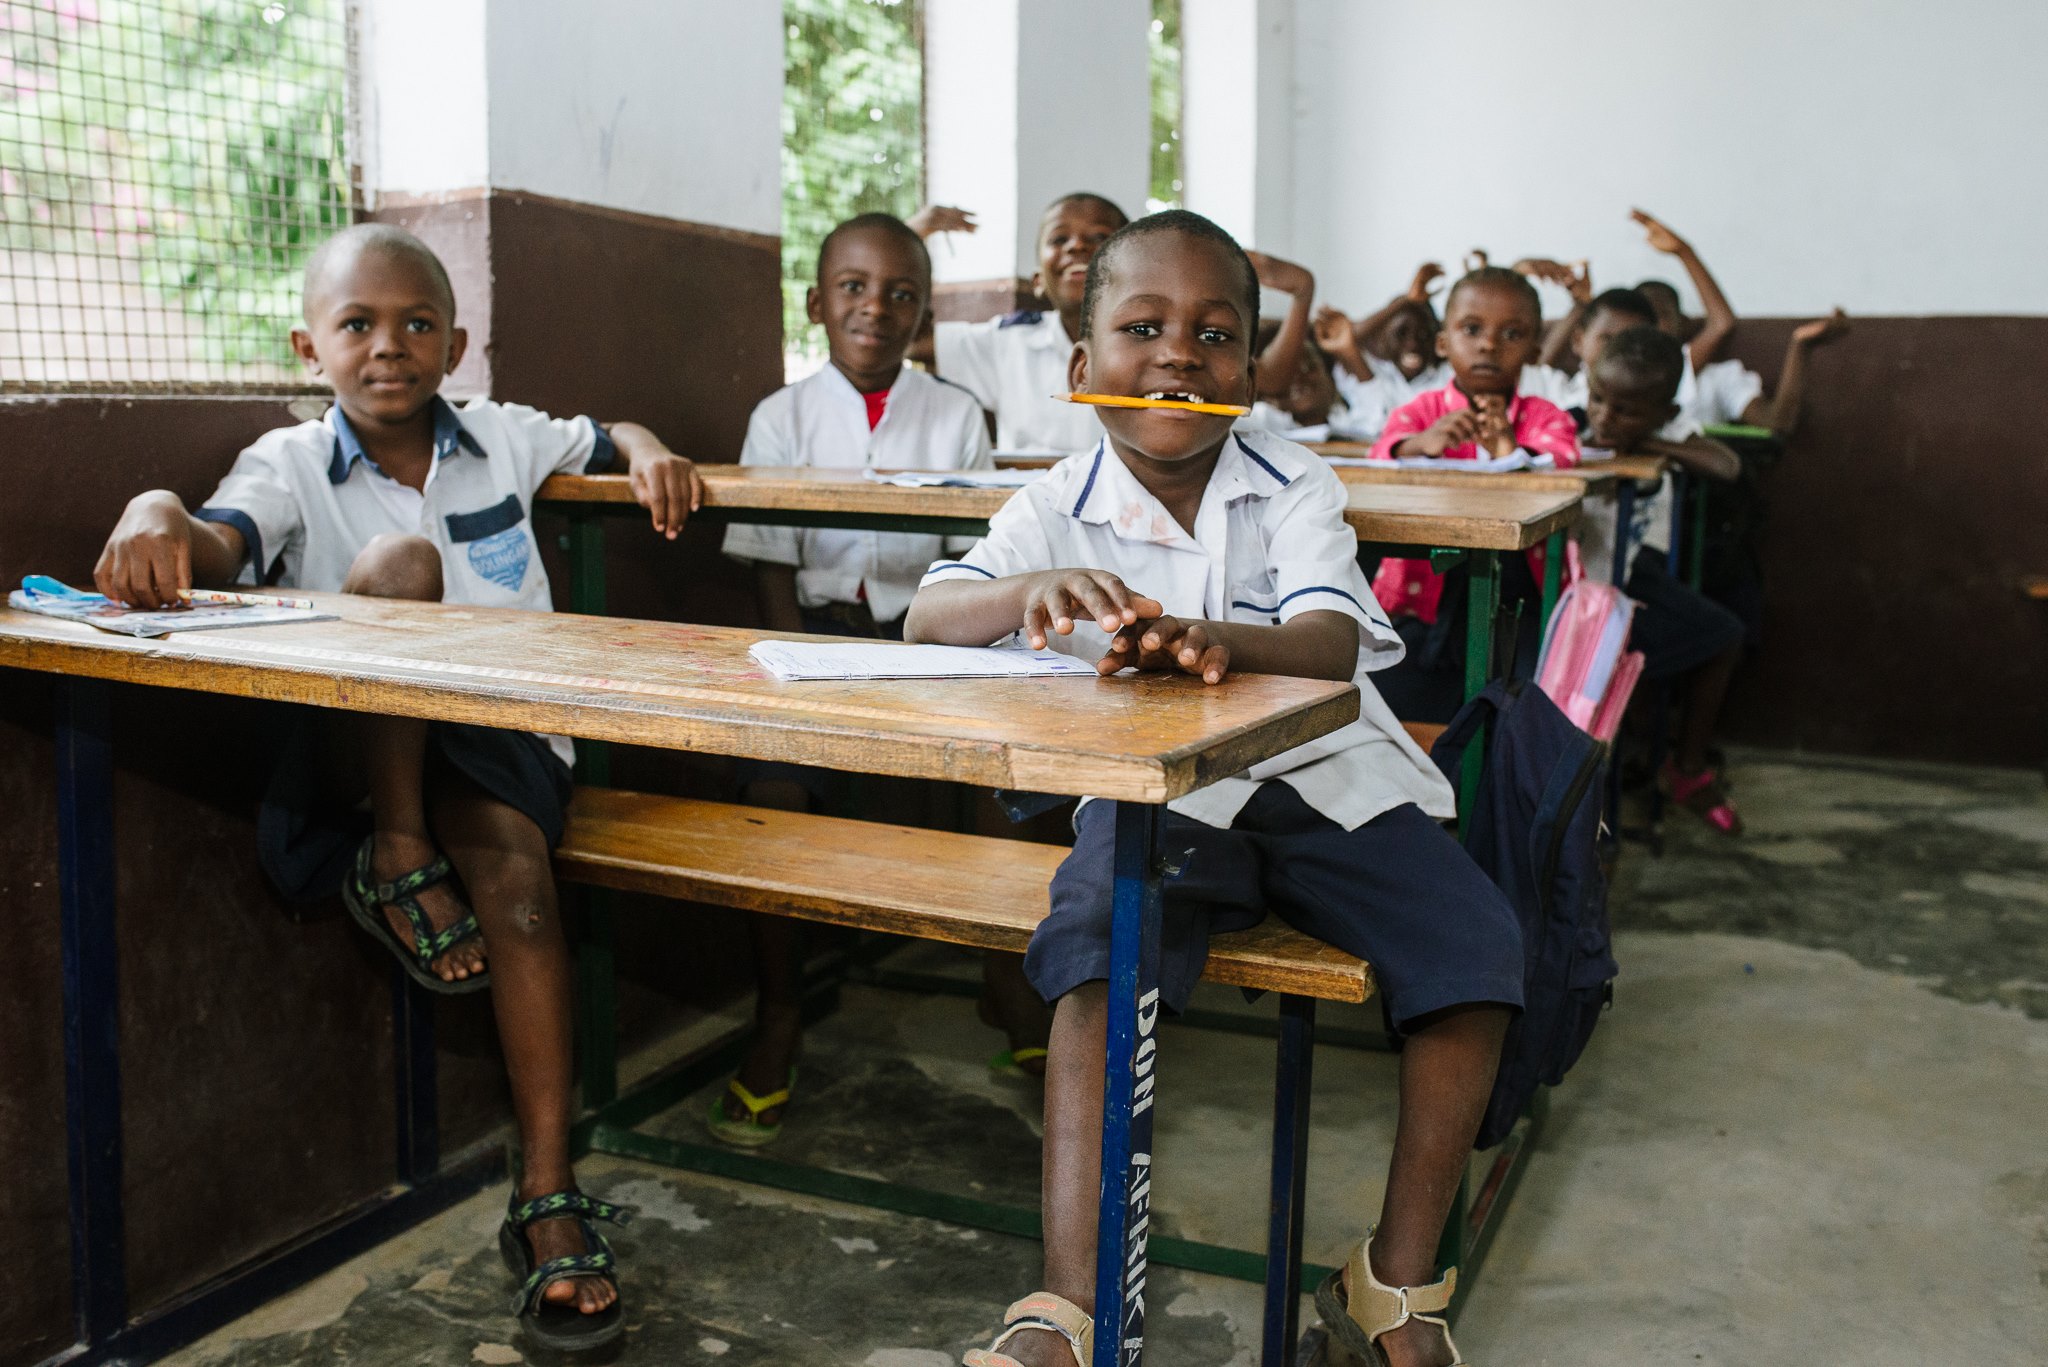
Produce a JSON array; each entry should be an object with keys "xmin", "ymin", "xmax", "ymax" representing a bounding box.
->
[
  {"xmin": 341, "ymin": 837, "xmax": 490, "ymax": 995},
  {"xmin": 499, "ymin": 1189, "xmax": 632, "ymax": 1352}
]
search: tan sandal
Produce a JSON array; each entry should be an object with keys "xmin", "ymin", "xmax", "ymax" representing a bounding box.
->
[
  {"xmin": 962, "ymin": 1291, "xmax": 1093, "ymax": 1366},
  {"xmin": 1312, "ymin": 1229, "xmax": 1466, "ymax": 1365}
]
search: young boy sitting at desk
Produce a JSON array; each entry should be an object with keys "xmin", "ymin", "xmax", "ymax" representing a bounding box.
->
[
  {"xmin": 719, "ymin": 211, "xmax": 1052, "ymax": 1138},
  {"xmin": 92, "ymin": 223, "xmax": 698, "ymax": 1352},
  {"xmin": 910, "ymin": 210, "xmax": 1521, "ymax": 1367}
]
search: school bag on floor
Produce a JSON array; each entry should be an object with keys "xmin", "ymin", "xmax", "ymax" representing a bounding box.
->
[
  {"xmin": 1430, "ymin": 680, "xmax": 1616, "ymax": 1150},
  {"xmin": 1532, "ymin": 578, "xmax": 1644, "ymax": 741}
]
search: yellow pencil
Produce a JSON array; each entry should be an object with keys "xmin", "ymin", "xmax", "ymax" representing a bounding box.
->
[{"xmin": 1053, "ymin": 392, "xmax": 1251, "ymax": 417}]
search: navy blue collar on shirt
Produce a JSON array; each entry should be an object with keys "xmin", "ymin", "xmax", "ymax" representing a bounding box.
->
[{"xmin": 327, "ymin": 396, "xmax": 485, "ymax": 484}]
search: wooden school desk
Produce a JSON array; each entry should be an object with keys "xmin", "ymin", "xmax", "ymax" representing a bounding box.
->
[
  {"xmin": 0, "ymin": 595, "xmax": 1353, "ymax": 1367},
  {"xmin": 533, "ymin": 467, "xmax": 1582, "ymax": 813}
]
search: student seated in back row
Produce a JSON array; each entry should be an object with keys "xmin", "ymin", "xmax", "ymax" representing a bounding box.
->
[
  {"xmin": 717, "ymin": 212, "xmax": 1056, "ymax": 1139},
  {"xmin": 93, "ymin": 224, "xmax": 700, "ymax": 1352},
  {"xmin": 910, "ymin": 210, "xmax": 1519, "ymax": 1367},
  {"xmin": 1313, "ymin": 261, "xmax": 1449, "ymax": 439}
]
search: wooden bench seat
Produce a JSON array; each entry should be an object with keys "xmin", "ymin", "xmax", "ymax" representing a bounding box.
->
[{"xmin": 556, "ymin": 789, "xmax": 1378, "ymax": 1004}]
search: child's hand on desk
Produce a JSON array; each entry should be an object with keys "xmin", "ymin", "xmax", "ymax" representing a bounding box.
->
[
  {"xmin": 1471, "ymin": 394, "xmax": 1517, "ymax": 457},
  {"xmin": 1021, "ymin": 570, "xmax": 1163, "ymax": 650},
  {"xmin": 1101, "ymin": 616, "xmax": 1230, "ymax": 685},
  {"xmin": 95, "ymin": 491, "xmax": 195, "ymax": 609},
  {"xmin": 612, "ymin": 427, "xmax": 704, "ymax": 540},
  {"xmin": 1404, "ymin": 409, "xmax": 1481, "ymax": 457}
]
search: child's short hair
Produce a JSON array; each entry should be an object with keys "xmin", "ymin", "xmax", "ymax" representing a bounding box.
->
[
  {"xmin": 1592, "ymin": 325, "xmax": 1685, "ymax": 403},
  {"xmin": 1078, "ymin": 209, "xmax": 1258, "ymax": 341},
  {"xmin": 1584, "ymin": 286, "xmax": 1658, "ymax": 329},
  {"xmin": 816, "ymin": 212, "xmax": 930, "ymax": 282},
  {"xmin": 1636, "ymin": 278, "xmax": 1682, "ymax": 316},
  {"xmin": 302, "ymin": 222, "xmax": 455, "ymax": 319},
  {"xmin": 1044, "ymin": 191, "xmax": 1130, "ymax": 227},
  {"xmin": 1445, "ymin": 265, "xmax": 1540, "ymax": 320}
]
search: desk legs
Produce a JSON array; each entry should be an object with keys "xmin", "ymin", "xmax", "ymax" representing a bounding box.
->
[
  {"xmin": 1458, "ymin": 551, "xmax": 1499, "ymax": 817},
  {"xmin": 1260, "ymin": 995, "xmax": 1316, "ymax": 1367},
  {"xmin": 57, "ymin": 678, "xmax": 127, "ymax": 1345},
  {"xmin": 1611, "ymin": 482, "xmax": 1636, "ymax": 588},
  {"xmin": 1096, "ymin": 802, "xmax": 1165, "ymax": 1366},
  {"xmin": 1540, "ymin": 530, "xmax": 1564, "ymax": 626}
]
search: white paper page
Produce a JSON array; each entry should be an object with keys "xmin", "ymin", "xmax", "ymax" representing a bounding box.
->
[
  {"xmin": 1321, "ymin": 451, "xmax": 1554, "ymax": 472},
  {"xmin": 862, "ymin": 468, "xmax": 1043, "ymax": 489},
  {"xmin": 748, "ymin": 640, "xmax": 1097, "ymax": 681}
]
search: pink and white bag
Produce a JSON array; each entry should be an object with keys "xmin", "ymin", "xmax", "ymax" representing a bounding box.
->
[{"xmin": 1534, "ymin": 579, "xmax": 1644, "ymax": 742}]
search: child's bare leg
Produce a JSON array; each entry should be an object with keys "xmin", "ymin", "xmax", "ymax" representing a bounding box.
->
[
  {"xmin": 342, "ymin": 534, "xmax": 483, "ymax": 984},
  {"xmin": 725, "ymin": 778, "xmax": 809, "ymax": 1125},
  {"xmin": 1364, "ymin": 1003, "xmax": 1510, "ymax": 1367},
  {"xmin": 429, "ymin": 775, "xmax": 613, "ymax": 1315},
  {"xmin": 998, "ymin": 981, "xmax": 1107, "ymax": 1366},
  {"xmin": 1676, "ymin": 640, "xmax": 1741, "ymax": 774}
]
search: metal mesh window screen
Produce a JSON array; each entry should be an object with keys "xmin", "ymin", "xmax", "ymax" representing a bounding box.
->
[
  {"xmin": 782, "ymin": 0, "xmax": 921, "ymax": 371},
  {"xmin": 0, "ymin": 0, "xmax": 356, "ymax": 394}
]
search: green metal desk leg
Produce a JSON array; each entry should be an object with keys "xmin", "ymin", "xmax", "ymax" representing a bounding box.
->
[
  {"xmin": 1686, "ymin": 476, "xmax": 1709, "ymax": 590},
  {"xmin": 1540, "ymin": 530, "xmax": 1564, "ymax": 626},
  {"xmin": 565, "ymin": 509, "xmax": 620, "ymax": 1111},
  {"xmin": 1459, "ymin": 551, "xmax": 1499, "ymax": 816}
]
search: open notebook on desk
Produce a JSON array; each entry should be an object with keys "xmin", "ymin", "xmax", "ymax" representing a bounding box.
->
[
  {"xmin": 863, "ymin": 468, "xmax": 1044, "ymax": 489},
  {"xmin": 749, "ymin": 640, "xmax": 1097, "ymax": 681}
]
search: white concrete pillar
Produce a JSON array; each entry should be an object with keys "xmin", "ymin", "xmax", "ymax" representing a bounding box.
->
[
  {"xmin": 1182, "ymin": 0, "xmax": 1295, "ymax": 254},
  {"xmin": 925, "ymin": 0, "xmax": 1151, "ymax": 305}
]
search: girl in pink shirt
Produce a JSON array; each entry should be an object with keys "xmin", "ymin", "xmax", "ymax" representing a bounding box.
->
[{"xmin": 1369, "ymin": 267, "xmax": 1579, "ymax": 622}]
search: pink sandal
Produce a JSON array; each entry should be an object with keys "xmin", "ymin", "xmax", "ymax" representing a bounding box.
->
[{"xmin": 1663, "ymin": 760, "xmax": 1742, "ymax": 834}]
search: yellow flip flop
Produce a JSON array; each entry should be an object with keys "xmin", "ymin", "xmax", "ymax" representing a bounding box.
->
[
  {"xmin": 987, "ymin": 1047, "xmax": 1049, "ymax": 1079},
  {"xmin": 704, "ymin": 1070, "xmax": 794, "ymax": 1148}
]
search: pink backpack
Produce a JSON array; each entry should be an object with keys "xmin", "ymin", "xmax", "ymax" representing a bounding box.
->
[{"xmin": 1534, "ymin": 579, "xmax": 1644, "ymax": 741}]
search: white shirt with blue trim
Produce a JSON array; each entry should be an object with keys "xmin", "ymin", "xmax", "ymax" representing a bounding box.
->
[
  {"xmin": 919, "ymin": 429, "xmax": 1456, "ymax": 829},
  {"xmin": 933, "ymin": 309, "xmax": 1103, "ymax": 454},
  {"xmin": 722, "ymin": 362, "xmax": 992, "ymax": 624},
  {"xmin": 196, "ymin": 396, "xmax": 613, "ymax": 765},
  {"xmin": 1331, "ymin": 353, "xmax": 1449, "ymax": 441}
]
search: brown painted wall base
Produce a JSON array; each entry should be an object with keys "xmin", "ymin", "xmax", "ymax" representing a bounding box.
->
[
  {"xmin": 1712, "ymin": 317, "xmax": 2048, "ymax": 767},
  {"xmin": 932, "ymin": 276, "xmax": 1040, "ymax": 325}
]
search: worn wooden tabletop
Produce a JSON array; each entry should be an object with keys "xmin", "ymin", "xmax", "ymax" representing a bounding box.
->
[
  {"xmin": 537, "ymin": 466, "xmax": 1581, "ymax": 552},
  {"xmin": 1308, "ymin": 444, "xmax": 1668, "ymax": 491},
  {"xmin": 0, "ymin": 595, "xmax": 1359, "ymax": 804}
]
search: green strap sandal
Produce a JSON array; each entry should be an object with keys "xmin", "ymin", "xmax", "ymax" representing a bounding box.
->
[
  {"xmin": 342, "ymin": 838, "xmax": 489, "ymax": 995},
  {"xmin": 499, "ymin": 1189, "xmax": 632, "ymax": 1352},
  {"xmin": 705, "ymin": 1070, "xmax": 795, "ymax": 1148}
]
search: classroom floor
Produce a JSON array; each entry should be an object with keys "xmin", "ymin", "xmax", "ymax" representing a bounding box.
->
[{"xmin": 161, "ymin": 748, "xmax": 2048, "ymax": 1367}]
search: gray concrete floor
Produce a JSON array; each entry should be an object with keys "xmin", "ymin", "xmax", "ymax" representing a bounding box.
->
[{"xmin": 162, "ymin": 749, "xmax": 2048, "ymax": 1366}]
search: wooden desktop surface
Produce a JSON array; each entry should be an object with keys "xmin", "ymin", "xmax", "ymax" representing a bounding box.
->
[
  {"xmin": 0, "ymin": 596, "xmax": 1358, "ymax": 805},
  {"xmin": 537, "ymin": 467, "xmax": 1580, "ymax": 552}
]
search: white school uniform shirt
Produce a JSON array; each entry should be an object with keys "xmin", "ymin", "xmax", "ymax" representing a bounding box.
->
[
  {"xmin": 1329, "ymin": 353, "xmax": 1449, "ymax": 441},
  {"xmin": 722, "ymin": 363, "xmax": 993, "ymax": 623},
  {"xmin": 919, "ymin": 430, "xmax": 1456, "ymax": 829},
  {"xmin": 195, "ymin": 396, "xmax": 614, "ymax": 765},
  {"xmin": 933, "ymin": 309, "xmax": 1103, "ymax": 454},
  {"xmin": 1686, "ymin": 357, "xmax": 1764, "ymax": 428},
  {"xmin": 1517, "ymin": 366, "xmax": 1697, "ymax": 568}
]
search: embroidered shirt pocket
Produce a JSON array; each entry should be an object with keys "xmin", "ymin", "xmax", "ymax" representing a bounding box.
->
[{"xmin": 445, "ymin": 494, "xmax": 532, "ymax": 592}]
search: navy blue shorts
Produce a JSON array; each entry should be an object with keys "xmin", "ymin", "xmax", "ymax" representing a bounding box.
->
[
  {"xmin": 1027, "ymin": 783, "xmax": 1524, "ymax": 1032},
  {"xmin": 1626, "ymin": 549, "xmax": 1745, "ymax": 682},
  {"xmin": 736, "ymin": 602, "xmax": 902, "ymax": 804},
  {"xmin": 256, "ymin": 706, "xmax": 573, "ymax": 907}
]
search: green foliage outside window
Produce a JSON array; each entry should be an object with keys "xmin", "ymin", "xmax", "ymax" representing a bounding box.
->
[
  {"xmin": 1149, "ymin": 0, "xmax": 1182, "ymax": 212},
  {"xmin": 782, "ymin": 0, "xmax": 922, "ymax": 367},
  {"xmin": 0, "ymin": 0, "xmax": 352, "ymax": 386}
]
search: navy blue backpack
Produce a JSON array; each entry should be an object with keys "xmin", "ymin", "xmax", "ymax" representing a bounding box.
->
[{"xmin": 1430, "ymin": 680, "xmax": 1617, "ymax": 1150}]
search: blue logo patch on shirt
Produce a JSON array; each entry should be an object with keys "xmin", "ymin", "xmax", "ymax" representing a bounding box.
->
[{"xmin": 466, "ymin": 525, "xmax": 531, "ymax": 592}]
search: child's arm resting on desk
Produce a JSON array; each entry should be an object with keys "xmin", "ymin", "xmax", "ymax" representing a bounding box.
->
[
  {"xmin": 1640, "ymin": 433, "xmax": 1741, "ymax": 482},
  {"xmin": 94, "ymin": 491, "xmax": 248, "ymax": 609},
  {"xmin": 1102, "ymin": 609, "xmax": 1358, "ymax": 685},
  {"xmin": 602, "ymin": 421, "xmax": 703, "ymax": 540},
  {"xmin": 906, "ymin": 569, "xmax": 1164, "ymax": 652}
]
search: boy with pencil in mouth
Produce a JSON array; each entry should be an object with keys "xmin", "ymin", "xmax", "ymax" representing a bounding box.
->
[
  {"xmin": 911, "ymin": 210, "xmax": 1519, "ymax": 1367},
  {"xmin": 93, "ymin": 222, "xmax": 697, "ymax": 1353}
]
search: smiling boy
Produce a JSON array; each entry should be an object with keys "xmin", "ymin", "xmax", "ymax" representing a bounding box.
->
[
  {"xmin": 912, "ymin": 211, "xmax": 1519, "ymax": 1367},
  {"xmin": 93, "ymin": 222, "xmax": 698, "ymax": 1352}
]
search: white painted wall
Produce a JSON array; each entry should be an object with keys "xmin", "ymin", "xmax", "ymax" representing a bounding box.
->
[
  {"xmin": 486, "ymin": 0, "xmax": 783, "ymax": 236},
  {"xmin": 1288, "ymin": 0, "xmax": 2048, "ymax": 317},
  {"xmin": 1183, "ymin": 0, "xmax": 1295, "ymax": 255},
  {"xmin": 355, "ymin": 0, "xmax": 490, "ymax": 196},
  {"xmin": 925, "ymin": 0, "xmax": 1150, "ymax": 283},
  {"xmin": 357, "ymin": 0, "xmax": 782, "ymax": 237}
]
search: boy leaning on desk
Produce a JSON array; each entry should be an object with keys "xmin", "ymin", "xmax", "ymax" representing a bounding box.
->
[
  {"xmin": 92, "ymin": 223, "xmax": 695, "ymax": 1352},
  {"xmin": 910, "ymin": 209, "xmax": 1520, "ymax": 1367}
]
